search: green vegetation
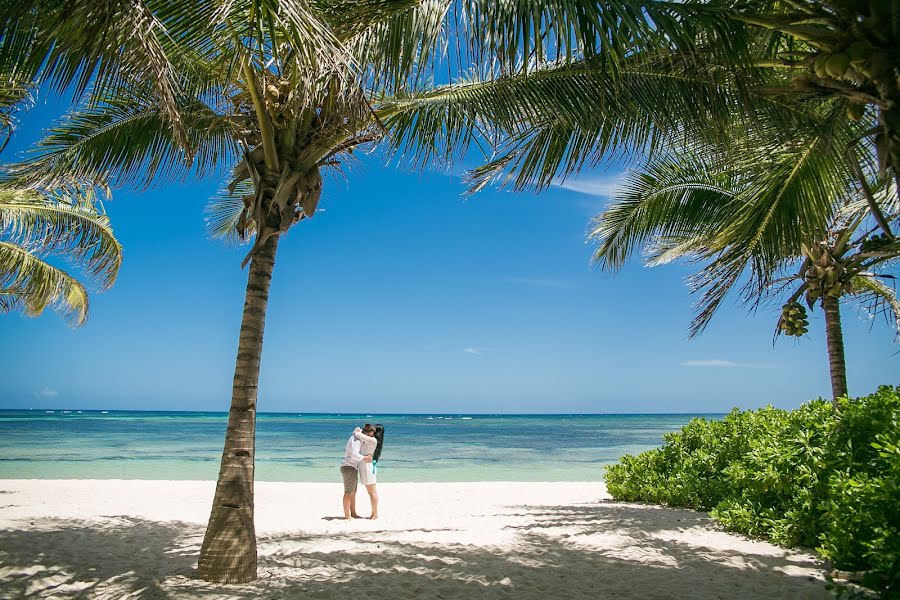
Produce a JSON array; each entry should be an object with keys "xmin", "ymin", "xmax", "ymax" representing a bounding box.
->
[{"xmin": 606, "ymin": 385, "xmax": 900, "ymax": 597}]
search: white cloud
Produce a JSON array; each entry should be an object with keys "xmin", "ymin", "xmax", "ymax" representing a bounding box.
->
[
  {"xmin": 504, "ymin": 277, "xmax": 574, "ymax": 289},
  {"xmin": 679, "ymin": 359, "xmax": 775, "ymax": 369},
  {"xmin": 552, "ymin": 175, "xmax": 624, "ymax": 198},
  {"xmin": 464, "ymin": 347, "xmax": 499, "ymax": 356},
  {"xmin": 33, "ymin": 386, "xmax": 59, "ymax": 399},
  {"xmin": 681, "ymin": 360, "xmax": 741, "ymax": 368}
]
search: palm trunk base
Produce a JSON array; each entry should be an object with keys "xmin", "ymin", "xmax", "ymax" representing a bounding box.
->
[
  {"xmin": 197, "ymin": 502, "xmax": 257, "ymax": 583},
  {"xmin": 197, "ymin": 406, "xmax": 260, "ymax": 582}
]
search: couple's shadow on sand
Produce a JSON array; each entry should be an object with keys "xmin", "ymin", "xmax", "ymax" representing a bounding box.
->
[{"xmin": 0, "ymin": 502, "xmax": 832, "ymax": 599}]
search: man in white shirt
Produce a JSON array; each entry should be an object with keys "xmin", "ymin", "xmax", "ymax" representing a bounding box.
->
[{"xmin": 340, "ymin": 424, "xmax": 374, "ymax": 519}]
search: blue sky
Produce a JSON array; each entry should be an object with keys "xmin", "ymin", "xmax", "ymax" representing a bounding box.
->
[{"xmin": 1, "ymin": 92, "xmax": 897, "ymax": 414}]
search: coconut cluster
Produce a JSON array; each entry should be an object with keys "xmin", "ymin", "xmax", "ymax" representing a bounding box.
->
[
  {"xmin": 804, "ymin": 246, "xmax": 852, "ymax": 305},
  {"xmin": 804, "ymin": 0, "xmax": 899, "ymax": 163},
  {"xmin": 780, "ymin": 301, "xmax": 809, "ymax": 337},
  {"xmin": 227, "ymin": 76, "xmax": 369, "ymax": 250}
]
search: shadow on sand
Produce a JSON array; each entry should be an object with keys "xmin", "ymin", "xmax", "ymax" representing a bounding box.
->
[{"xmin": 0, "ymin": 502, "xmax": 832, "ymax": 599}]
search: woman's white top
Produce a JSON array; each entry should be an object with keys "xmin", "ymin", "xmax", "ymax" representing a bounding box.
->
[{"xmin": 354, "ymin": 430, "xmax": 378, "ymax": 485}]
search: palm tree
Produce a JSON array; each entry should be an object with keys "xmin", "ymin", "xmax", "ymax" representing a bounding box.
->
[
  {"xmin": 0, "ymin": 188, "xmax": 122, "ymax": 326},
  {"xmin": 589, "ymin": 101, "xmax": 899, "ymax": 403},
  {"xmin": 774, "ymin": 203, "xmax": 899, "ymax": 400},
  {"xmin": 7, "ymin": 0, "xmax": 711, "ymax": 583}
]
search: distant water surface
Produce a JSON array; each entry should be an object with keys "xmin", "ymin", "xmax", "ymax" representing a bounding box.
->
[{"xmin": 0, "ymin": 411, "xmax": 719, "ymax": 481}]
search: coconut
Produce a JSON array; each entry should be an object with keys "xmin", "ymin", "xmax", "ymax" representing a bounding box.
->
[{"xmin": 825, "ymin": 53, "xmax": 851, "ymax": 78}]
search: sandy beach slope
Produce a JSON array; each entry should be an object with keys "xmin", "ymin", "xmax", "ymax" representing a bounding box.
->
[{"xmin": 0, "ymin": 480, "xmax": 831, "ymax": 599}]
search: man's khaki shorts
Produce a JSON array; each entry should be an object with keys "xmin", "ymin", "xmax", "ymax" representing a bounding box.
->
[{"xmin": 340, "ymin": 466, "xmax": 358, "ymax": 494}]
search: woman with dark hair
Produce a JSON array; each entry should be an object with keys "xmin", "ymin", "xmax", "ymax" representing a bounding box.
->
[{"xmin": 353, "ymin": 424, "xmax": 384, "ymax": 519}]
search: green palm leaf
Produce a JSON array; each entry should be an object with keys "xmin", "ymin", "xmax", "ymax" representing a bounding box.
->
[
  {"xmin": 0, "ymin": 188, "xmax": 122, "ymax": 288},
  {"xmin": 0, "ymin": 77, "xmax": 29, "ymax": 150},
  {"xmin": 0, "ymin": 241, "xmax": 91, "ymax": 325},
  {"xmin": 337, "ymin": 0, "xmax": 450, "ymax": 92},
  {"xmin": 0, "ymin": 188, "xmax": 121, "ymax": 326},
  {"xmin": 590, "ymin": 153, "xmax": 742, "ymax": 272},
  {"xmin": 850, "ymin": 274, "xmax": 900, "ymax": 340},
  {"xmin": 0, "ymin": 0, "xmax": 352, "ymax": 151},
  {"xmin": 457, "ymin": 0, "xmax": 720, "ymax": 73},
  {"xmin": 8, "ymin": 89, "xmax": 238, "ymax": 190},
  {"xmin": 0, "ymin": 241, "xmax": 89, "ymax": 326},
  {"xmin": 1, "ymin": 0, "xmax": 205, "ymax": 150},
  {"xmin": 378, "ymin": 52, "xmax": 781, "ymax": 189},
  {"xmin": 591, "ymin": 99, "xmax": 866, "ymax": 336},
  {"xmin": 205, "ymin": 180, "xmax": 255, "ymax": 246}
]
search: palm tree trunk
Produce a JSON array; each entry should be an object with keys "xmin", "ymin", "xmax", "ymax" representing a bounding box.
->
[
  {"xmin": 197, "ymin": 234, "xmax": 280, "ymax": 583},
  {"xmin": 822, "ymin": 295, "xmax": 848, "ymax": 406}
]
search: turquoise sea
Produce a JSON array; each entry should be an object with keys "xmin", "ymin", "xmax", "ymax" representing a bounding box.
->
[{"xmin": 0, "ymin": 410, "xmax": 718, "ymax": 482}]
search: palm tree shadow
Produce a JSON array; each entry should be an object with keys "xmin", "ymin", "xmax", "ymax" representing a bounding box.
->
[
  {"xmin": 501, "ymin": 502, "xmax": 826, "ymax": 573},
  {"xmin": 0, "ymin": 516, "xmax": 201, "ymax": 598},
  {"xmin": 0, "ymin": 503, "xmax": 832, "ymax": 599}
]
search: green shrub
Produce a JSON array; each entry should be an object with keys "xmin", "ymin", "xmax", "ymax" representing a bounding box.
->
[
  {"xmin": 820, "ymin": 389, "xmax": 900, "ymax": 594},
  {"xmin": 605, "ymin": 385, "xmax": 900, "ymax": 598}
]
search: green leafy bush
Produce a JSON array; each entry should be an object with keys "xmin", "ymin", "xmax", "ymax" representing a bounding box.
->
[{"xmin": 605, "ymin": 385, "xmax": 900, "ymax": 598}]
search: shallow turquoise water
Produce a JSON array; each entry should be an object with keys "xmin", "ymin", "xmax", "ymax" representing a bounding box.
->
[{"xmin": 0, "ymin": 411, "xmax": 716, "ymax": 481}]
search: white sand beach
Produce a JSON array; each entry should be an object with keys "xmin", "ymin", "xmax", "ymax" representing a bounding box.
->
[{"xmin": 0, "ymin": 480, "xmax": 831, "ymax": 599}]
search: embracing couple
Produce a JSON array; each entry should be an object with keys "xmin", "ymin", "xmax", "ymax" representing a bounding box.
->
[{"xmin": 340, "ymin": 423, "xmax": 384, "ymax": 520}]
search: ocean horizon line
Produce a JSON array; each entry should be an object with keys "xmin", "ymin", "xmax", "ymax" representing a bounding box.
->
[{"xmin": 1, "ymin": 408, "xmax": 728, "ymax": 417}]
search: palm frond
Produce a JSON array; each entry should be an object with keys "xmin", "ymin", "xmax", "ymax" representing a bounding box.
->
[
  {"xmin": 590, "ymin": 153, "xmax": 741, "ymax": 272},
  {"xmin": 0, "ymin": 188, "xmax": 122, "ymax": 288},
  {"xmin": 6, "ymin": 89, "xmax": 238, "ymax": 190},
  {"xmin": 680, "ymin": 104, "xmax": 858, "ymax": 333},
  {"xmin": 0, "ymin": 0, "xmax": 213, "ymax": 151},
  {"xmin": 0, "ymin": 241, "xmax": 90, "ymax": 326},
  {"xmin": 590, "ymin": 98, "xmax": 863, "ymax": 336},
  {"xmin": 0, "ymin": 87, "xmax": 29, "ymax": 152},
  {"xmin": 334, "ymin": 0, "xmax": 450, "ymax": 92},
  {"xmin": 379, "ymin": 52, "xmax": 781, "ymax": 188},
  {"xmin": 205, "ymin": 179, "xmax": 255, "ymax": 246},
  {"xmin": 850, "ymin": 275, "xmax": 900, "ymax": 340},
  {"xmin": 459, "ymin": 0, "xmax": 730, "ymax": 74},
  {"xmin": 0, "ymin": 0, "xmax": 351, "ymax": 153},
  {"xmin": 214, "ymin": 0, "xmax": 351, "ymax": 102},
  {"xmin": 0, "ymin": 59, "xmax": 32, "ymax": 150}
]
